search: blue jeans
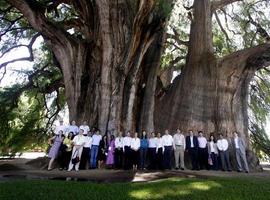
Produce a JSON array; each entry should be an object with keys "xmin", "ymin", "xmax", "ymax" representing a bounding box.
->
[{"xmin": 90, "ymin": 145, "xmax": 99, "ymax": 168}]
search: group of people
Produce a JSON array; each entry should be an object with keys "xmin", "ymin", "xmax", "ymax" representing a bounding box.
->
[{"xmin": 47, "ymin": 120, "xmax": 250, "ymax": 173}]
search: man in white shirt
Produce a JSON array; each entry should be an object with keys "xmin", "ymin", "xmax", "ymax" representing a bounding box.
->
[
  {"xmin": 148, "ymin": 132, "xmax": 157, "ymax": 169},
  {"xmin": 162, "ymin": 129, "xmax": 173, "ymax": 170},
  {"xmin": 90, "ymin": 130, "xmax": 102, "ymax": 169},
  {"xmin": 217, "ymin": 134, "xmax": 232, "ymax": 171},
  {"xmin": 232, "ymin": 131, "xmax": 249, "ymax": 173},
  {"xmin": 55, "ymin": 119, "xmax": 67, "ymax": 135},
  {"xmin": 197, "ymin": 131, "xmax": 208, "ymax": 170},
  {"xmin": 173, "ymin": 129, "xmax": 186, "ymax": 170},
  {"xmin": 79, "ymin": 131, "xmax": 92, "ymax": 170},
  {"xmin": 79, "ymin": 121, "xmax": 90, "ymax": 135},
  {"xmin": 123, "ymin": 131, "xmax": 132, "ymax": 170},
  {"xmin": 156, "ymin": 132, "xmax": 164, "ymax": 170},
  {"xmin": 68, "ymin": 129, "xmax": 85, "ymax": 171},
  {"xmin": 68, "ymin": 120, "xmax": 79, "ymax": 136},
  {"xmin": 131, "ymin": 132, "xmax": 140, "ymax": 170},
  {"xmin": 114, "ymin": 131, "xmax": 124, "ymax": 169}
]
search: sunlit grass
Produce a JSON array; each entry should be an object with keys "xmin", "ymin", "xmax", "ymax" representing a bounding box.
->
[{"xmin": 0, "ymin": 177, "xmax": 270, "ymax": 200}]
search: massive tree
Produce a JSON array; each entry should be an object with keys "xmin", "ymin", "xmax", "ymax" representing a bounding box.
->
[{"xmin": 1, "ymin": 0, "xmax": 270, "ymax": 168}]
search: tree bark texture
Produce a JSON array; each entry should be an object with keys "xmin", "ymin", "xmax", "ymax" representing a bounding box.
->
[{"xmin": 8, "ymin": 0, "xmax": 270, "ymax": 170}]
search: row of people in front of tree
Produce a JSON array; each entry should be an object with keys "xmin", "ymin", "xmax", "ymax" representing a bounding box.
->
[{"xmin": 47, "ymin": 121, "xmax": 249, "ymax": 173}]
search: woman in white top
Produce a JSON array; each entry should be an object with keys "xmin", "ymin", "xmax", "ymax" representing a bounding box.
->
[
  {"xmin": 131, "ymin": 132, "xmax": 140, "ymax": 170},
  {"xmin": 156, "ymin": 132, "xmax": 164, "ymax": 170},
  {"xmin": 148, "ymin": 132, "xmax": 157, "ymax": 169},
  {"xmin": 68, "ymin": 129, "xmax": 86, "ymax": 171},
  {"xmin": 207, "ymin": 135, "xmax": 218, "ymax": 170}
]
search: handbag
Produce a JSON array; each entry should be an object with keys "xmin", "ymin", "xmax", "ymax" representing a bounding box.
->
[{"xmin": 71, "ymin": 149, "xmax": 80, "ymax": 164}]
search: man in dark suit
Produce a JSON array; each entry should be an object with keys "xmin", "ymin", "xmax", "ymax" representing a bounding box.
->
[{"xmin": 185, "ymin": 130, "xmax": 199, "ymax": 170}]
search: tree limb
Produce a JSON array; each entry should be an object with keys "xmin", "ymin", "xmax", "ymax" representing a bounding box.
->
[
  {"xmin": 221, "ymin": 43, "xmax": 270, "ymax": 70},
  {"xmin": 211, "ymin": 0, "xmax": 243, "ymax": 12}
]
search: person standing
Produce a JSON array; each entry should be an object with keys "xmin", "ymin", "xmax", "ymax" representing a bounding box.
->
[
  {"xmin": 90, "ymin": 129, "xmax": 102, "ymax": 169},
  {"xmin": 140, "ymin": 130, "xmax": 148, "ymax": 170},
  {"xmin": 197, "ymin": 131, "xmax": 208, "ymax": 170},
  {"xmin": 114, "ymin": 131, "xmax": 124, "ymax": 169},
  {"xmin": 47, "ymin": 130, "xmax": 65, "ymax": 170},
  {"xmin": 185, "ymin": 130, "xmax": 199, "ymax": 170},
  {"xmin": 79, "ymin": 131, "xmax": 92, "ymax": 170},
  {"xmin": 162, "ymin": 129, "xmax": 173, "ymax": 170},
  {"xmin": 173, "ymin": 128, "xmax": 186, "ymax": 170},
  {"xmin": 68, "ymin": 120, "xmax": 79, "ymax": 136},
  {"xmin": 156, "ymin": 132, "xmax": 164, "ymax": 170},
  {"xmin": 207, "ymin": 135, "xmax": 219, "ymax": 170},
  {"xmin": 232, "ymin": 131, "xmax": 249, "ymax": 173},
  {"xmin": 131, "ymin": 132, "xmax": 140, "ymax": 171},
  {"xmin": 123, "ymin": 131, "xmax": 132, "ymax": 170},
  {"xmin": 55, "ymin": 119, "xmax": 67, "ymax": 136},
  {"xmin": 106, "ymin": 135, "xmax": 116, "ymax": 168},
  {"xmin": 79, "ymin": 121, "xmax": 90, "ymax": 135},
  {"xmin": 217, "ymin": 133, "xmax": 232, "ymax": 171},
  {"xmin": 148, "ymin": 132, "xmax": 157, "ymax": 170},
  {"xmin": 68, "ymin": 129, "xmax": 85, "ymax": 171},
  {"xmin": 59, "ymin": 132, "xmax": 74, "ymax": 170},
  {"xmin": 98, "ymin": 135, "xmax": 108, "ymax": 169}
]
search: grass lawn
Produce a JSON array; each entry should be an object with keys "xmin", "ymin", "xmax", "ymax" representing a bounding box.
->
[{"xmin": 0, "ymin": 177, "xmax": 270, "ymax": 200}]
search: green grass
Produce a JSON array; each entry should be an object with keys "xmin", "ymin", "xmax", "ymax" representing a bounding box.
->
[{"xmin": 0, "ymin": 177, "xmax": 270, "ymax": 200}]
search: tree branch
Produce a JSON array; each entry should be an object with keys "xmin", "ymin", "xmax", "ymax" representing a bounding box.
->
[
  {"xmin": 211, "ymin": 0, "xmax": 243, "ymax": 12},
  {"xmin": 221, "ymin": 43, "xmax": 270, "ymax": 70},
  {"xmin": 0, "ymin": 33, "xmax": 41, "ymax": 70}
]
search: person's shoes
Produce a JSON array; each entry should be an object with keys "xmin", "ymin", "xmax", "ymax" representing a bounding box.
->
[
  {"xmin": 175, "ymin": 167, "xmax": 179, "ymax": 170},
  {"xmin": 75, "ymin": 169, "xmax": 79, "ymax": 172},
  {"xmin": 245, "ymin": 171, "xmax": 249, "ymax": 173},
  {"xmin": 59, "ymin": 168, "xmax": 63, "ymax": 171},
  {"xmin": 67, "ymin": 169, "xmax": 72, "ymax": 172},
  {"xmin": 181, "ymin": 168, "xmax": 184, "ymax": 170},
  {"xmin": 47, "ymin": 168, "xmax": 53, "ymax": 171},
  {"xmin": 228, "ymin": 169, "xmax": 232, "ymax": 172},
  {"xmin": 237, "ymin": 170, "xmax": 242, "ymax": 172}
]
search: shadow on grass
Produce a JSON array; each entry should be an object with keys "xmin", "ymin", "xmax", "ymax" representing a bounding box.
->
[{"xmin": 0, "ymin": 177, "xmax": 270, "ymax": 200}]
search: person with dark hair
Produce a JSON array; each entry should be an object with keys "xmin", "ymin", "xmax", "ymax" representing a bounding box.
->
[
  {"xmin": 90, "ymin": 129, "xmax": 102, "ymax": 169},
  {"xmin": 131, "ymin": 132, "xmax": 140, "ymax": 171},
  {"xmin": 207, "ymin": 134, "xmax": 219, "ymax": 170},
  {"xmin": 217, "ymin": 133, "xmax": 232, "ymax": 171},
  {"xmin": 106, "ymin": 134, "xmax": 115, "ymax": 168},
  {"xmin": 123, "ymin": 131, "xmax": 132, "ymax": 170},
  {"xmin": 173, "ymin": 128, "xmax": 185, "ymax": 170},
  {"xmin": 162, "ymin": 129, "xmax": 173, "ymax": 170},
  {"xmin": 79, "ymin": 131, "xmax": 92, "ymax": 170},
  {"xmin": 59, "ymin": 132, "xmax": 74, "ymax": 170},
  {"xmin": 198, "ymin": 131, "xmax": 208, "ymax": 170},
  {"xmin": 114, "ymin": 131, "xmax": 124, "ymax": 169},
  {"xmin": 232, "ymin": 131, "xmax": 249, "ymax": 173},
  {"xmin": 47, "ymin": 130, "xmax": 65, "ymax": 170},
  {"xmin": 68, "ymin": 129, "xmax": 85, "ymax": 171},
  {"xmin": 140, "ymin": 130, "xmax": 148, "ymax": 170},
  {"xmin": 185, "ymin": 130, "xmax": 199, "ymax": 170},
  {"xmin": 97, "ymin": 134, "xmax": 108, "ymax": 169},
  {"xmin": 148, "ymin": 132, "xmax": 157, "ymax": 170},
  {"xmin": 156, "ymin": 132, "xmax": 164, "ymax": 170},
  {"xmin": 68, "ymin": 120, "xmax": 79, "ymax": 136}
]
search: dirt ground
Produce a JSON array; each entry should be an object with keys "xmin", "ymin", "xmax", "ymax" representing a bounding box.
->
[{"xmin": 0, "ymin": 158, "xmax": 270, "ymax": 183}]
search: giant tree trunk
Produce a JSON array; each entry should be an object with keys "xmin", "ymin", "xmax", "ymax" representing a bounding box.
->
[{"xmin": 155, "ymin": 0, "xmax": 265, "ymax": 171}]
